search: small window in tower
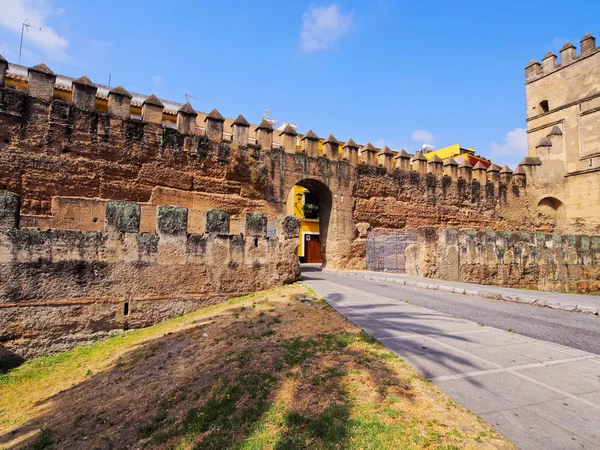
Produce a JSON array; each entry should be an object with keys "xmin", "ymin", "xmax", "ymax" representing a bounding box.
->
[{"xmin": 539, "ymin": 100, "xmax": 549, "ymax": 113}]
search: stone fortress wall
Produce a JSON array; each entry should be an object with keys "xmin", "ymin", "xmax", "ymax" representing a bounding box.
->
[
  {"xmin": 0, "ymin": 49, "xmax": 598, "ymax": 364},
  {"xmin": 0, "ymin": 59, "xmax": 551, "ymax": 268},
  {"xmin": 524, "ymin": 32, "xmax": 600, "ymax": 234},
  {"xmin": 405, "ymin": 227, "xmax": 599, "ymax": 293},
  {"xmin": 0, "ymin": 190, "xmax": 300, "ymax": 361}
]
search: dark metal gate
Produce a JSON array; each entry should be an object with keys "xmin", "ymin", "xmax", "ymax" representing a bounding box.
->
[{"xmin": 366, "ymin": 229, "xmax": 417, "ymax": 273}]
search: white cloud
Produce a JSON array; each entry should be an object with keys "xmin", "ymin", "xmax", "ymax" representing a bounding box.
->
[
  {"xmin": 411, "ymin": 129, "xmax": 434, "ymax": 144},
  {"xmin": 300, "ymin": 4, "xmax": 353, "ymax": 53},
  {"xmin": 151, "ymin": 75, "xmax": 164, "ymax": 88},
  {"xmin": 489, "ymin": 127, "xmax": 528, "ymax": 168},
  {"xmin": 373, "ymin": 138, "xmax": 385, "ymax": 148},
  {"xmin": 0, "ymin": 0, "xmax": 69, "ymax": 62}
]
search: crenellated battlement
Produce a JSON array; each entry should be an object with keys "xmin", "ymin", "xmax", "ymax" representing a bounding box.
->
[
  {"xmin": 0, "ymin": 190, "xmax": 300, "ymax": 304},
  {"xmin": 0, "ymin": 60, "xmax": 532, "ymax": 182},
  {"xmin": 525, "ymin": 32, "xmax": 599, "ymax": 82},
  {"xmin": 413, "ymin": 227, "xmax": 600, "ymax": 293}
]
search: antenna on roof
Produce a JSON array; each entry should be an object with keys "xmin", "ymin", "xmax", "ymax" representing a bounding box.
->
[
  {"xmin": 263, "ymin": 109, "xmax": 277, "ymax": 127},
  {"xmin": 185, "ymin": 93, "xmax": 198, "ymax": 103},
  {"xmin": 18, "ymin": 19, "xmax": 41, "ymax": 65}
]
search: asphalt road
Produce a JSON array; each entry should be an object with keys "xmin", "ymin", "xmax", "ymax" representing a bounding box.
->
[{"xmin": 303, "ymin": 270, "xmax": 600, "ymax": 356}]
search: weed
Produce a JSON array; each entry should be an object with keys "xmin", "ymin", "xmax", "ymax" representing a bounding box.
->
[
  {"xmin": 507, "ymin": 327, "xmax": 513, "ymax": 333},
  {"xmin": 475, "ymin": 431, "xmax": 488, "ymax": 442}
]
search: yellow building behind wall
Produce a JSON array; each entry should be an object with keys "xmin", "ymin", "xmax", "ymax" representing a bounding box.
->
[{"xmin": 286, "ymin": 186, "xmax": 320, "ymax": 259}]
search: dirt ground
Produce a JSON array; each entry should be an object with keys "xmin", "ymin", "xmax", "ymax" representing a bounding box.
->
[{"xmin": 0, "ymin": 283, "xmax": 515, "ymax": 449}]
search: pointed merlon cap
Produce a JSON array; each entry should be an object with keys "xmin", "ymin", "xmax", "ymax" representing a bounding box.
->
[
  {"xmin": 255, "ymin": 118, "xmax": 274, "ymax": 131},
  {"xmin": 0, "ymin": 54, "xmax": 7, "ymax": 63},
  {"xmin": 342, "ymin": 138, "xmax": 359, "ymax": 148},
  {"xmin": 362, "ymin": 142, "xmax": 377, "ymax": 153},
  {"xmin": 542, "ymin": 50, "xmax": 556, "ymax": 60},
  {"xmin": 412, "ymin": 150, "xmax": 427, "ymax": 161},
  {"xmin": 519, "ymin": 156, "xmax": 542, "ymax": 166},
  {"xmin": 473, "ymin": 161, "xmax": 487, "ymax": 170},
  {"xmin": 72, "ymin": 76, "xmax": 95, "ymax": 87},
  {"xmin": 379, "ymin": 145, "xmax": 394, "ymax": 156},
  {"xmin": 395, "ymin": 149, "xmax": 412, "ymax": 159},
  {"xmin": 428, "ymin": 154, "xmax": 443, "ymax": 164},
  {"xmin": 525, "ymin": 59, "xmax": 541, "ymax": 69},
  {"xmin": 323, "ymin": 133, "xmax": 339, "ymax": 144},
  {"xmin": 457, "ymin": 159, "xmax": 473, "ymax": 169},
  {"xmin": 514, "ymin": 165, "xmax": 526, "ymax": 175},
  {"xmin": 487, "ymin": 163, "xmax": 501, "ymax": 172},
  {"xmin": 179, "ymin": 102, "xmax": 197, "ymax": 115},
  {"xmin": 499, "ymin": 165, "xmax": 513, "ymax": 174},
  {"xmin": 232, "ymin": 114, "xmax": 250, "ymax": 127},
  {"xmin": 443, "ymin": 157, "xmax": 458, "ymax": 167},
  {"xmin": 560, "ymin": 41, "xmax": 576, "ymax": 51},
  {"xmin": 279, "ymin": 123, "xmax": 297, "ymax": 136},
  {"xmin": 109, "ymin": 85, "xmax": 133, "ymax": 99},
  {"xmin": 143, "ymin": 94, "xmax": 164, "ymax": 108},
  {"xmin": 535, "ymin": 137, "xmax": 552, "ymax": 148},
  {"xmin": 546, "ymin": 126, "xmax": 563, "ymax": 136},
  {"xmin": 29, "ymin": 63, "xmax": 55, "ymax": 75},
  {"xmin": 301, "ymin": 129, "xmax": 319, "ymax": 141},
  {"xmin": 205, "ymin": 108, "xmax": 225, "ymax": 122},
  {"xmin": 581, "ymin": 32, "xmax": 594, "ymax": 42}
]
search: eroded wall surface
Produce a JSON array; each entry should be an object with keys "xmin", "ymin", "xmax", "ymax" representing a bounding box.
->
[
  {"xmin": 406, "ymin": 227, "xmax": 600, "ymax": 293},
  {"xmin": 0, "ymin": 191, "xmax": 300, "ymax": 361}
]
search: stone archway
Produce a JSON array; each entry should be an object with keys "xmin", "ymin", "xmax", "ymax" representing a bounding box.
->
[{"xmin": 289, "ymin": 179, "xmax": 333, "ymax": 266}]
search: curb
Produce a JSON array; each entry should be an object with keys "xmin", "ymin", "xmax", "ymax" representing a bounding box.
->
[{"xmin": 322, "ymin": 269, "xmax": 599, "ymax": 316}]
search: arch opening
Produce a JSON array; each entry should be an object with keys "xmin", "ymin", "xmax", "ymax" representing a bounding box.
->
[
  {"xmin": 286, "ymin": 179, "xmax": 333, "ymax": 267},
  {"xmin": 537, "ymin": 196, "xmax": 565, "ymax": 230}
]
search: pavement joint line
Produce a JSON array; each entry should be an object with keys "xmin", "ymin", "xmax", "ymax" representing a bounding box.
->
[
  {"xmin": 519, "ymin": 338, "xmax": 596, "ymax": 359},
  {"xmin": 480, "ymin": 404, "xmax": 598, "ymax": 445},
  {"xmin": 376, "ymin": 328, "xmax": 492, "ymax": 340},
  {"xmin": 309, "ymin": 272, "xmax": 600, "ymax": 447},
  {"xmin": 506, "ymin": 369, "xmax": 600, "ymax": 411},
  {"xmin": 430, "ymin": 354, "xmax": 600, "ymax": 382},
  {"xmin": 321, "ymin": 278, "xmax": 600, "ymax": 412}
]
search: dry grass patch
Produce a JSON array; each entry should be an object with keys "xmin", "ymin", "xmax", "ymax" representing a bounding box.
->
[{"xmin": 0, "ymin": 284, "xmax": 514, "ymax": 449}]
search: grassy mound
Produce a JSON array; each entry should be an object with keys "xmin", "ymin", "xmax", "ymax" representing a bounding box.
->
[{"xmin": 0, "ymin": 284, "xmax": 513, "ymax": 449}]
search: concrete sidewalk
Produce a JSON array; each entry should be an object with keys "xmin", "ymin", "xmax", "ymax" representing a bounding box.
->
[
  {"xmin": 303, "ymin": 271, "xmax": 600, "ymax": 450},
  {"xmin": 324, "ymin": 268, "xmax": 600, "ymax": 315}
]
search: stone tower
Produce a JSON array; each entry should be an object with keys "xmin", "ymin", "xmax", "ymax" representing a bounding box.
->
[{"xmin": 524, "ymin": 32, "xmax": 600, "ymax": 233}]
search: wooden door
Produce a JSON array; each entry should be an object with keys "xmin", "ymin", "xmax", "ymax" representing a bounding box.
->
[{"xmin": 305, "ymin": 234, "xmax": 322, "ymax": 264}]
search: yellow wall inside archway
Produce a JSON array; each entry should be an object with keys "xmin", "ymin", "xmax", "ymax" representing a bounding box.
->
[{"xmin": 286, "ymin": 185, "xmax": 320, "ymax": 257}]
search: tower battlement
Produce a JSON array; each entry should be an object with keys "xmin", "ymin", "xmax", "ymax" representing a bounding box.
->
[{"xmin": 525, "ymin": 33, "xmax": 599, "ymax": 82}]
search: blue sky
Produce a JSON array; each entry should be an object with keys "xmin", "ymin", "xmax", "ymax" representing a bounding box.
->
[{"xmin": 1, "ymin": 0, "xmax": 599, "ymax": 168}]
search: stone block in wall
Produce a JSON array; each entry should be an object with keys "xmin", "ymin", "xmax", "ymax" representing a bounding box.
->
[
  {"xmin": 277, "ymin": 215, "xmax": 300, "ymax": 239},
  {"xmin": 105, "ymin": 201, "xmax": 141, "ymax": 233},
  {"xmin": 205, "ymin": 210, "xmax": 230, "ymax": 234},
  {"xmin": 157, "ymin": 206, "xmax": 188, "ymax": 237},
  {"xmin": 241, "ymin": 212, "xmax": 267, "ymax": 237},
  {"xmin": 0, "ymin": 191, "xmax": 20, "ymax": 230}
]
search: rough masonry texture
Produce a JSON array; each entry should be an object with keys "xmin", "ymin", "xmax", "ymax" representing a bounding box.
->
[
  {"xmin": 405, "ymin": 228, "xmax": 600, "ymax": 293},
  {"xmin": 0, "ymin": 199, "xmax": 299, "ymax": 361},
  {"xmin": 525, "ymin": 33, "xmax": 600, "ymax": 233},
  {"xmin": 0, "ymin": 54, "xmax": 599, "ymax": 363}
]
